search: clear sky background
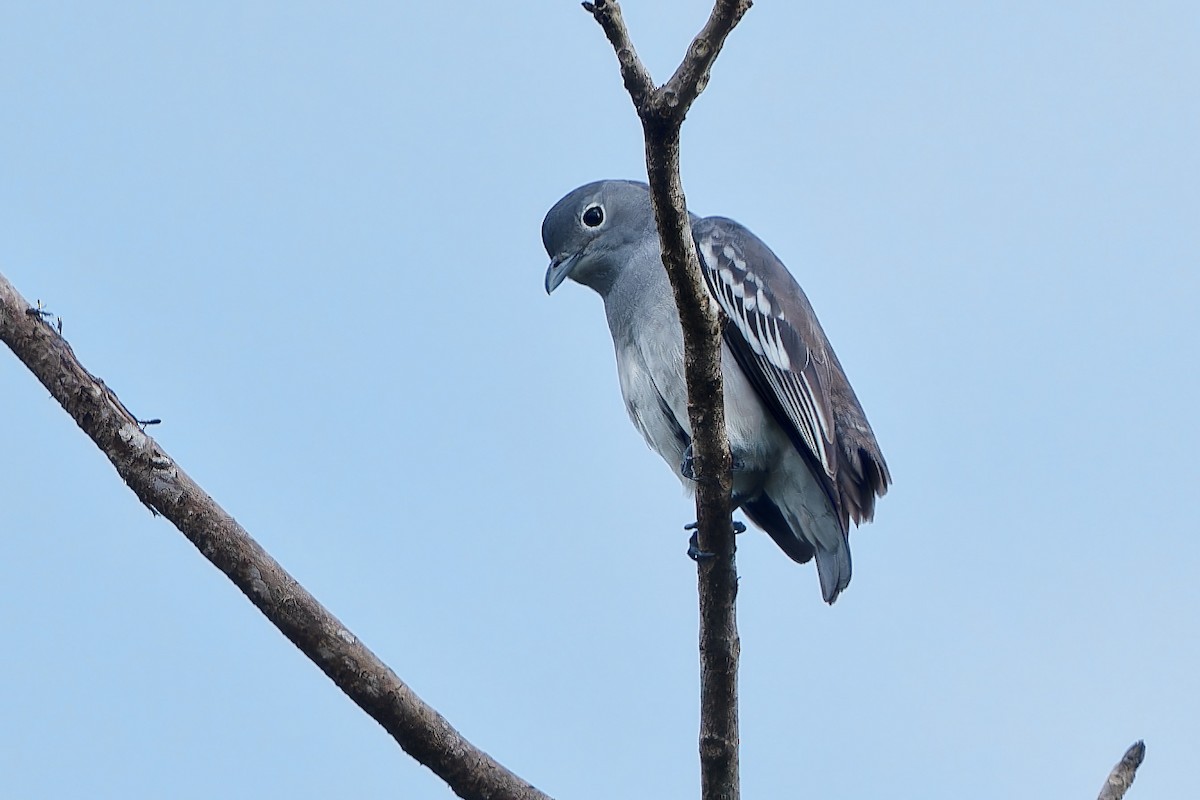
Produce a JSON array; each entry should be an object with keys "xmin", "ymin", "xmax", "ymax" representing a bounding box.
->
[{"xmin": 2, "ymin": 2, "xmax": 1196, "ymax": 798}]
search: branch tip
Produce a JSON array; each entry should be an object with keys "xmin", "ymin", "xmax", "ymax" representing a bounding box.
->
[{"xmin": 1097, "ymin": 740, "xmax": 1146, "ymax": 800}]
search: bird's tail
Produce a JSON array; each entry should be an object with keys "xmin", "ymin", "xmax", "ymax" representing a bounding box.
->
[
  {"xmin": 759, "ymin": 450, "xmax": 852, "ymax": 604},
  {"xmin": 812, "ymin": 538, "xmax": 852, "ymax": 604}
]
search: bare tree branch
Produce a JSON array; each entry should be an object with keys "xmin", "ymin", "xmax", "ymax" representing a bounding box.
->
[
  {"xmin": 583, "ymin": 3, "xmax": 752, "ymax": 799},
  {"xmin": 580, "ymin": 0, "xmax": 653, "ymax": 108},
  {"xmin": 0, "ymin": 272, "xmax": 551, "ymax": 800},
  {"xmin": 657, "ymin": 1, "xmax": 752, "ymax": 119},
  {"xmin": 1097, "ymin": 741, "xmax": 1145, "ymax": 800}
]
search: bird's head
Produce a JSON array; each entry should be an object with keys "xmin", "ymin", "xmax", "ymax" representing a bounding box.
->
[{"xmin": 542, "ymin": 180, "xmax": 655, "ymax": 297}]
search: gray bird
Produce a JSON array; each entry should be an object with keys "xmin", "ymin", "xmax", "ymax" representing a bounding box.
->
[{"xmin": 543, "ymin": 180, "xmax": 890, "ymax": 603}]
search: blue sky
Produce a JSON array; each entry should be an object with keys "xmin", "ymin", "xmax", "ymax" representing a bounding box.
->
[{"xmin": 2, "ymin": 2, "xmax": 1196, "ymax": 798}]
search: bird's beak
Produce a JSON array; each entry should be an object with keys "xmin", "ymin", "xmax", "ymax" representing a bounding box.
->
[{"xmin": 544, "ymin": 252, "xmax": 582, "ymax": 294}]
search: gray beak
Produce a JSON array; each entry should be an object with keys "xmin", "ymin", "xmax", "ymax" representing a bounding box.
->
[{"xmin": 544, "ymin": 252, "xmax": 582, "ymax": 294}]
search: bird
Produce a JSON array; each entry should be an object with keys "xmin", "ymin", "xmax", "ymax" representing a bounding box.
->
[{"xmin": 542, "ymin": 180, "xmax": 890, "ymax": 603}]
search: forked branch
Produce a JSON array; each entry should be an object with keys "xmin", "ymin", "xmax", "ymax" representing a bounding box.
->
[{"xmin": 582, "ymin": 3, "xmax": 753, "ymax": 799}]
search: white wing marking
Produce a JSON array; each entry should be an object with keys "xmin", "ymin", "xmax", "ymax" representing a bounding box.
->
[{"xmin": 696, "ymin": 228, "xmax": 836, "ymax": 477}]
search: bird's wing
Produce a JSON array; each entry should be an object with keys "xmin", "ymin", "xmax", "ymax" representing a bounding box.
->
[{"xmin": 692, "ymin": 216, "xmax": 842, "ymax": 511}]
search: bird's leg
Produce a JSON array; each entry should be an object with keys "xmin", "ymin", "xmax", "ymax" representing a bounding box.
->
[
  {"xmin": 681, "ymin": 442, "xmax": 750, "ymax": 558},
  {"xmin": 680, "ymin": 443, "xmax": 746, "ymax": 481},
  {"xmin": 691, "ymin": 515, "xmax": 744, "ymax": 561}
]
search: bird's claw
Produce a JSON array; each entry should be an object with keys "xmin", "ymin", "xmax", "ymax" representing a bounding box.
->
[
  {"xmin": 680, "ymin": 444, "xmax": 746, "ymax": 481},
  {"xmin": 684, "ymin": 520, "xmax": 747, "ymax": 534},
  {"xmin": 684, "ymin": 519, "xmax": 746, "ymax": 560},
  {"xmin": 687, "ymin": 533, "xmax": 715, "ymax": 561},
  {"xmin": 681, "ymin": 446, "xmax": 697, "ymax": 481}
]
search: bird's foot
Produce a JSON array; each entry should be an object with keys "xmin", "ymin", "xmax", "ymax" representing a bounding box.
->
[
  {"xmin": 680, "ymin": 444, "xmax": 746, "ymax": 481},
  {"xmin": 681, "ymin": 445, "xmax": 697, "ymax": 481},
  {"xmin": 684, "ymin": 519, "xmax": 747, "ymax": 560}
]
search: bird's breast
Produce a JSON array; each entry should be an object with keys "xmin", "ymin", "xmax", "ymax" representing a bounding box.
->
[{"xmin": 613, "ymin": 319, "xmax": 690, "ymax": 476}]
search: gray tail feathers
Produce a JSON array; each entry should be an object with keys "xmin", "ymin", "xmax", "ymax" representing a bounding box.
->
[
  {"xmin": 742, "ymin": 493, "xmax": 852, "ymax": 603},
  {"xmin": 813, "ymin": 540, "xmax": 852, "ymax": 604}
]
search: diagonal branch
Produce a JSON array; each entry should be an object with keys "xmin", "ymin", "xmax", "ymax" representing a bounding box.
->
[
  {"xmin": 1097, "ymin": 741, "xmax": 1146, "ymax": 800},
  {"xmin": 580, "ymin": 0, "xmax": 654, "ymax": 109},
  {"xmin": 0, "ymin": 272, "xmax": 551, "ymax": 800},
  {"xmin": 658, "ymin": 1, "xmax": 753, "ymax": 118},
  {"xmin": 583, "ymin": 3, "xmax": 752, "ymax": 799}
]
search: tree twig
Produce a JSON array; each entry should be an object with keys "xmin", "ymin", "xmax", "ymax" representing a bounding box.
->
[
  {"xmin": 1097, "ymin": 741, "xmax": 1145, "ymax": 800},
  {"xmin": 582, "ymin": 3, "xmax": 752, "ymax": 799},
  {"xmin": 0, "ymin": 272, "xmax": 551, "ymax": 800}
]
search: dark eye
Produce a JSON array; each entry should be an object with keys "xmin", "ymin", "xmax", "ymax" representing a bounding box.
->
[{"xmin": 582, "ymin": 205, "xmax": 604, "ymax": 227}]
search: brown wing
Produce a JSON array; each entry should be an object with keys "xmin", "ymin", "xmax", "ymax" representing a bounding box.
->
[{"xmin": 693, "ymin": 216, "xmax": 891, "ymax": 528}]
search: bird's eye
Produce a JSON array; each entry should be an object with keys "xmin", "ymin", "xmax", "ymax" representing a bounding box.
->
[{"xmin": 582, "ymin": 204, "xmax": 605, "ymax": 228}]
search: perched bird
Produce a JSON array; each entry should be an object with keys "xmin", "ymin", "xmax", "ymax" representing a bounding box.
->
[{"xmin": 543, "ymin": 180, "xmax": 890, "ymax": 603}]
